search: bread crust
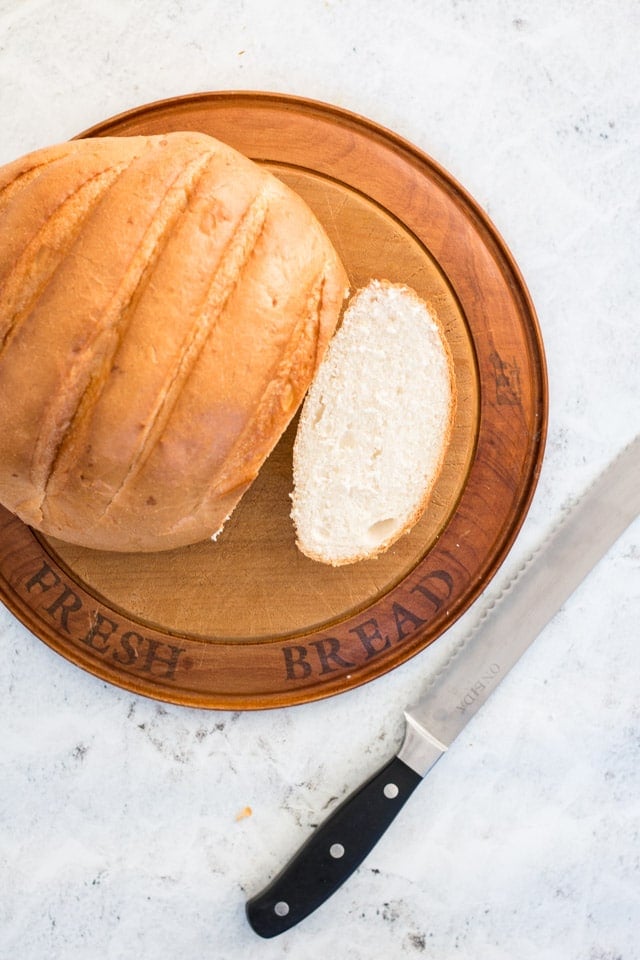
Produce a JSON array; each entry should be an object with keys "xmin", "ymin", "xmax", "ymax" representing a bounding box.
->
[{"xmin": 0, "ymin": 132, "xmax": 348, "ymax": 551}]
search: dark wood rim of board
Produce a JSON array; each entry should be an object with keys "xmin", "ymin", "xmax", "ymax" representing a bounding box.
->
[{"xmin": 0, "ymin": 92, "xmax": 548, "ymax": 710}]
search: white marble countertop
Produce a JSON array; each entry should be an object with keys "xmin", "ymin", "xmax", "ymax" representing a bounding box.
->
[{"xmin": 0, "ymin": 2, "xmax": 638, "ymax": 958}]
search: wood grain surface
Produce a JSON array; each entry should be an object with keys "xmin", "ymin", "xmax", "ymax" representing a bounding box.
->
[{"xmin": 0, "ymin": 92, "xmax": 547, "ymax": 709}]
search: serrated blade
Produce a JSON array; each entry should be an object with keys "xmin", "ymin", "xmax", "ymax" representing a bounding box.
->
[{"xmin": 399, "ymin": 434, "xmax": 640, "ymax": 775}]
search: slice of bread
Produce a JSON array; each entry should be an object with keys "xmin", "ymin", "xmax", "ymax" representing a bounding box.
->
[{"xmin": 291, "ymin": 280, "xmax": 456, "ymax": 565}]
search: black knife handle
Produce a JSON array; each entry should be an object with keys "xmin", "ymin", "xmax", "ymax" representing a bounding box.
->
[{"xmin": 246, "ymin": 755, "xmax": 422, "ymax": 937}]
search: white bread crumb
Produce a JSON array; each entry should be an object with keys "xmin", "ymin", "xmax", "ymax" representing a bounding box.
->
[{"xmin": 290, "ymin": 280, "xmax": 455, "ymax": 565}]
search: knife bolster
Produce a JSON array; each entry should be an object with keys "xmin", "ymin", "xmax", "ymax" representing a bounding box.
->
[{"xmin": 398, "ymin": 712, "xmax": 447, "ymax": 776}]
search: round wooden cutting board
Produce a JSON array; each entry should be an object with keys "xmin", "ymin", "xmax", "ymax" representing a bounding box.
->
[{"xmin": 0, "ymin": 92, "xmax": 547, "ymax": 710}]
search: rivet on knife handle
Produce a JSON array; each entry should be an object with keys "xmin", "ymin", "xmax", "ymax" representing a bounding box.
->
[{"xmin": 245, "ymin": 754, "xmax": 427, "ymax": 937}]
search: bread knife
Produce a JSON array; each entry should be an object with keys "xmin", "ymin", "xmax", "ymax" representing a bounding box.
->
[{"xmin": 246, "ymin": 435, "xmax": 640, "ymax": 937}]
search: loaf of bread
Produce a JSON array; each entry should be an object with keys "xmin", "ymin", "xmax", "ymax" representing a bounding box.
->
[
  {"xmin": 0, "ymin": 131, "xmax": 348, "ymax": 551},
  {"xmin": 290, "ymin": 280, "xmax": 456, "ymax": 565}
]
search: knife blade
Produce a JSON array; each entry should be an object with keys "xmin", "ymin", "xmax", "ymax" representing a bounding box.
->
[{"xmin": 246, "ymin": 435, "xmax": 640, "ymax": 938}]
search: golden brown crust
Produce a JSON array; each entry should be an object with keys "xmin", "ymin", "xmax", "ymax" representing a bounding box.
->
[{"xmin": 0, "ymin": 132, "xmax": 348, "ymax": 551}]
